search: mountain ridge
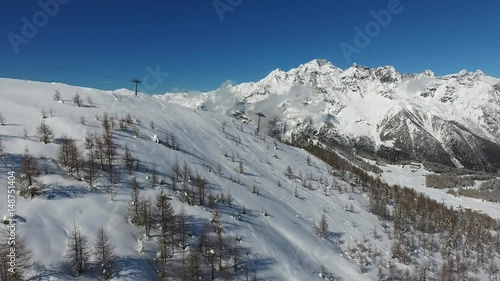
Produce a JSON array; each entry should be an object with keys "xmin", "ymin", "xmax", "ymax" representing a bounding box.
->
[{"xmin": 156, "ymin": 59, "xmax": 500, "ymax": 171}]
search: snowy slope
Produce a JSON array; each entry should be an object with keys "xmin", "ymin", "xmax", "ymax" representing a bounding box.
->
[
  {"xmin": 0, "ymin": 78, "xmax": 401, "ymax": 280},
  {"xmin": 156, "ymin": 59, "xmax": 500, "ymax": 171}
]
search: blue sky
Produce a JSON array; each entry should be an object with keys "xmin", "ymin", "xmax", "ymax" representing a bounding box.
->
[{"xmin": 1, "ymin": 0, "xmax": 499, "ymax": 93}]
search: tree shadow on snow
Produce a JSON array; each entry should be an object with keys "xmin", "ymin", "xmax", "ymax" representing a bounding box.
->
[
  {"xmin": 28, "ymin": 262, "xmax": 77, "ymax": 281},
  {"xmin": 328, "ymin": 231, "xmax": 345, "ymax": 240},
  {"xmin": 29, "ymin": 256, "xmax": 155, "ymax": 281},
  {"xmin": 40, "ymin": 183, "xmax": 88, "ymax": 200},
  {"xmin": 0, "ymin": 123, "xmax": 24, "ymax": 127},
  {"xmin": 113, "ymin": 256, "xmax": 156, "ymax": 280},
  {"xmin": 240, "ymin": 255, "xmax": 278, "ymax": 280},
  {"xmin": 0, "ymin": 152, "xmax": 22, "ymax": 172}
]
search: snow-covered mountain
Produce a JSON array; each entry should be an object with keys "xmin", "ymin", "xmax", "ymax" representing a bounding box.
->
[
  {"xmin": 1, "ymin": 77, "xmax": 499, "ymax": 281},
  {"xmin": 0, "ymin": 78, "xmax": 388, "ymax": 280},
  {"xmin": 158, "ymin": 59, "xmax": 500, "ymax": 172}
]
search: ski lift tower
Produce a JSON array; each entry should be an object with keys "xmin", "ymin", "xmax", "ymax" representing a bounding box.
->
[
  {"xmin": 131, "ymin": 78, "xmax": 141, "ymax": 96},
  {"xmin": 256, "ymin": 112, "xmax": 266, "ymax": 134}
]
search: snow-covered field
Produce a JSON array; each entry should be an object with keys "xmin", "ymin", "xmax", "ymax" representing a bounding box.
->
[
  {"xmin": 379, "ymin": 164, "xmax": 500, "ymax": 219},
  {"xmin": 0, "ymin": 78, "xmax": 399, "ymax": 280}
]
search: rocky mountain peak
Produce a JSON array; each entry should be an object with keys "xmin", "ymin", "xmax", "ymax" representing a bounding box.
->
[
  {"xmin": 445, "ymin": 69, "xmax": 485, "ymax": 80},
  {"xmin": 374, "ymin": 65, "xmax": 401, "ymax": 84},
  {"xmin": 295, "ymin": 59, "xmax": 342, "ymax": 74},
  {"xmin": 418, "ymin": 70, "xmax": 436, "ymax": 79}
]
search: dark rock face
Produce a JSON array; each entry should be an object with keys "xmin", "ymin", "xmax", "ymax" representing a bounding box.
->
[
  {"xmin": 440, "ymin": 86, "xmax": 457, "ymax": 103},
  {"xmin": 375, "ymin": 110, "xmax": 500, "ymax": 171},
  {"xmin": 350, "ymin": 135, "xmax": 376, "ymax": 152},
  {"xmin": 300, "ymin": 107, "xmax": 500, "ymax": 172},
  {"xmin": 377, "ymin": 111, "xmax": 455, "ymax": 166},
  {"xmin": 280, "ymin": 104, "xmax": 500, "ymax": 171},
  {"xmin": 481, "ymin": 139, "xmax": 500, "ymax": 171},
  {"xmin": 420, "ymin": 85, "xmax": 438, "ymax": 97},
  {"xmin": 375, "ymin": 67, "xmax": 400, "ymax": 84},
  {"xmin": 493, "ymin": 82, "xmax": 500, "ymax": 92},
  {"xmin": 316, "ymin": 123, "xmax": 352, "ymax": 151},
  {"xmin": 442, "ymin": 122, "xmax": 500, "ymax": 172},
  {"xmin": 291, "ymin": 118, "xmax": 318, "ymax": 147}
]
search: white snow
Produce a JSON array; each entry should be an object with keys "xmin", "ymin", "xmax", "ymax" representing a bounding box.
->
[
  {"xmin": 0, "ymin": 78, "xmax": 399, "ymax": 280},
  {"xmin": 379, "ymin": 164, "xmax": 500, "ymax": 219}
]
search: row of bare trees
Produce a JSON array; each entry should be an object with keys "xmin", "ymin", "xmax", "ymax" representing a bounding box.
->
[
  {"xmin": 66, "ymin": 223, "xmax": 116, "ymax": 279},
  {"xmin": 303, "ymin": 143, "xmax": 500, "ymax": 280},
  {"xmin": 128, "ymin": 179, "xmax": 253, "ymax": 280},
  {"xmin": 12, "ymin": 106, "xmax": 271, "ymax": 280},
  {"xmin": 53, "ymin": 90, "xmax": 93, "ymax": 107},
  {"xmin": 448, "ymin": 178, "xmax": 500, "ymax": 203}
]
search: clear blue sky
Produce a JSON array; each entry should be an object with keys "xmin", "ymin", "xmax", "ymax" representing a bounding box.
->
[{"xmin": 1, "ymin": 0, "xmax": 499, "ymax": 93}]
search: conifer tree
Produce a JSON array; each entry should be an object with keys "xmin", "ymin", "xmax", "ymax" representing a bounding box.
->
[
  {"xmin": 19, "ymin": 146, "xmax": 41, "ymax": 198},
  {"xmin": 94, "ymin": 227, "xmax": 116, "ymax": 279},
  {"xmin": 67, "ymin": 222, "xmax": 90, "ymax": 276},
  {"xmin": 129, "ymin": 178, "xmax": 143, "ymax": 225},
  {"xmin": 316, "ymin": 213, "xmax": 329, "ymax": 238},
  {"xmin": 37, "ymin": 120, "xmax": 54, "ymax": 144},
  {"xmin": 73, "ymin": 92, "xmax": 82, "ymax": 107}
]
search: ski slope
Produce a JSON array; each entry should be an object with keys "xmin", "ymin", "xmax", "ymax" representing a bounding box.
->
[{"xmin": 0, "ymin": 78, "xmax": 395, "ymax": 280}]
